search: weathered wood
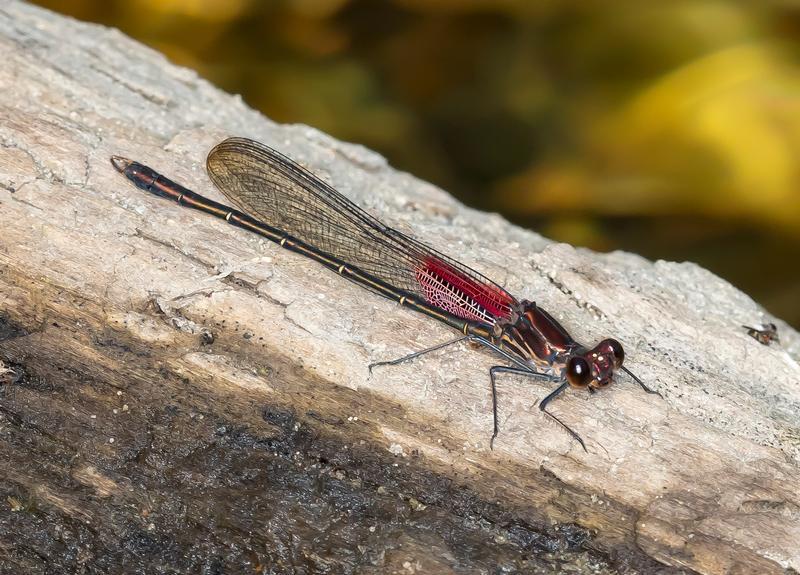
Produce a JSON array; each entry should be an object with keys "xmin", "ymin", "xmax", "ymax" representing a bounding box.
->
[{"xmin": 1, "ymin": 2, "xmax": 799, "ymax": 573}]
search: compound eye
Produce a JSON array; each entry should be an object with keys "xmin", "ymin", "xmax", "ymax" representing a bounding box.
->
[
  {"xmin": 566, "ymin": 357, "xmax": 591, "ymax": 388},
  {"xmin": 598, "ymin": 338, "xmax": 624, "ymax": 368}
]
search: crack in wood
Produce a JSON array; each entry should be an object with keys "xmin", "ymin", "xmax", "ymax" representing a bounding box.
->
[{"xmin": 132, "ymin": 227, "xmax": 218, "ymax": 272}]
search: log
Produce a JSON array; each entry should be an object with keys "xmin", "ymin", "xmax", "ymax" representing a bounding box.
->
[{"xmin": 1, "ymin": 1, "xmax": 799, "ymax": 573}]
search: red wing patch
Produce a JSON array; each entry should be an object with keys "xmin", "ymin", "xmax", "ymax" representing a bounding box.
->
[{"xmin": 414, "ymin": 256, "xmax": 513, "ymax": 324}]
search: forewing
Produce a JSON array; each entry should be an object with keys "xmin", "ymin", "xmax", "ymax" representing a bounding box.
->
[{"xmin": 206, "ymin": 137, "xmax": 516, "ymax": 325}]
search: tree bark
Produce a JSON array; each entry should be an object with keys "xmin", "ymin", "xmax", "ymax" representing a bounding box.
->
[{"xmin": 1, "ymin": 2, "xmax": 799, "ymax": 573}]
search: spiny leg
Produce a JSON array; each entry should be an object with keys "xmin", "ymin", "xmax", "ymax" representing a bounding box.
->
[
  {"xmin": 621, "ymin": 366, "xmax": 661, "ymax": 396},
  {"xmin": 368, "ymin": 335, "xmax": 470, "ymax": 374},
  {"xmin": 370, "ymin": 334, "xmax": 585, "ymax": 450},
  {"xmin": 539, "ymin": 382, "xmax": 587, "ymax": 452},
  {"xmin": 466, "ymin": 335, "xmax": 540, "ymax": 373},
  {"xmin": 488, "ymin": 365, "xmax": 556, "ymax": 449},
  {"xmin": 369, "ymin": 332, "xmax": 535, "ymax": 376}
]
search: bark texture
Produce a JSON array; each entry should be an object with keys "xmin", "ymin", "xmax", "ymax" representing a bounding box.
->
[{"xmin": 1, "ymin": 2, "xmax": 799, "ymax": 573}]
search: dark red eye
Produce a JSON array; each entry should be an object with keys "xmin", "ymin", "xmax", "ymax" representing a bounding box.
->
[
  {"xmin": 566, "ymin": 357, "xmax": 591, "ymax": 388},
  {"xmin": 597, "ymin": 338, "xmax": 624, "ymax": 368}
]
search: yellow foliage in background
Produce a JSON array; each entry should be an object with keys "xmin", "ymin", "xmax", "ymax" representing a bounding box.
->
[{"xmin": 499, "ymin": 42, "xmax": 800, "ymax": 232}]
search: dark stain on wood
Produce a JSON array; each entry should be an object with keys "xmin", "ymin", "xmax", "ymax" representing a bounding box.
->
[{"xmin": 0, "ymin": 302, "xmax": 683, "ymax": 574}]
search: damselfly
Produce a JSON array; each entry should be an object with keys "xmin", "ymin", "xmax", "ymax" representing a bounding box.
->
[{"xmin": 111, "ymin": 138, "xmax": 659, "ymax": 451}]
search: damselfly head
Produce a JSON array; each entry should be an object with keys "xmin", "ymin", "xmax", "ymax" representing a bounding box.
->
[
  {"xmin": 566, "ymin": 338, "xmax": 625, "ymax": 389},
  {"xmin": 596, "ymin": 338, "xmax": 625, "ymax": 368}
]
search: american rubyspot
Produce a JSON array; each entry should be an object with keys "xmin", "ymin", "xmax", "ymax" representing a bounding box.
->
[
  {"xmin": 743, "ymin": 323, "xmax": 779, "ymax": 346},
  {"xmin": 111, "ymin": 138, "xmax": 659, "ymax": 451}
]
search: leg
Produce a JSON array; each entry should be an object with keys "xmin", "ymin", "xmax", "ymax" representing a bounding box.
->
[
  {"xmin": 488, "ymin": 365, "xmax": 556, "ymax": 449},
  {"xmin": 539, "ymin": 382, "xmax": 587, "ymax": 452},
  {"xmin": 466, "ymin": 335, "xmax": 540, "ymax": 373},
  {"xmin": 369, "ymin": 332, "xmax": 534, "ymax": 375},
  {"xmin": 368, "ymin": 335, "xmax": 470, "ymax": 374},
  {"xmin": 621, "ymin": 366, "xmax": 661, "ymax": 396}
]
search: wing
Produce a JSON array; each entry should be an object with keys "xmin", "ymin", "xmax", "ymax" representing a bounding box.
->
[{"xmin": 206, "ymin": 137, "xmax": 516, "ymax": 326}]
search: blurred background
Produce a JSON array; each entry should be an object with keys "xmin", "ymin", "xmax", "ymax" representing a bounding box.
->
[{"xmin": 33, "ymin": 0, "xmax": 800, "ymax": 328}]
